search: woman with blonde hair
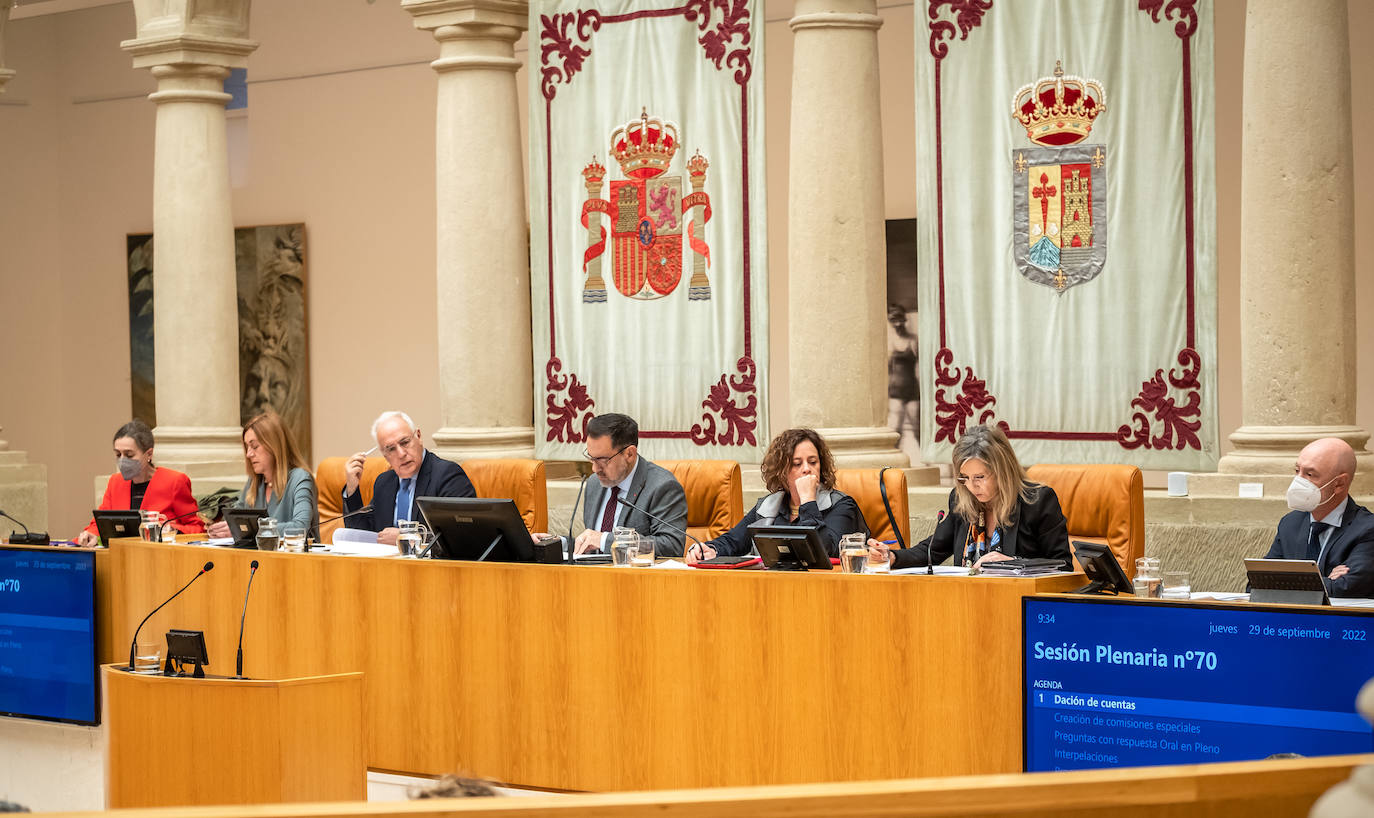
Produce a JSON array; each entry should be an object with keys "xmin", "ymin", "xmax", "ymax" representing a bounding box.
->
[
  {"xmin": 208, "ymin": 411, "xmax": 317, "ymax": 536},
  {"xmin": 871, "ymin": 424, "xmax": 1069, "ymax": 570},
  {"xmin": 685, "ymin": 428, "xmax": 867, "ymax": 562}
]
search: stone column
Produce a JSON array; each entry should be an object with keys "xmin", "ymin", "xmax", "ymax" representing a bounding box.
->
[
  {"xmin": 402, "ymin": 0, "xmax": 535, "ymax": 461},
  {"xmin": 0, "ymin": 3, "xmax": 16, "ymax": 92},
  {"xmin": 787, "ymin": 0, "xmax": 933, "ymax": 477},
  {"xmin": 1211, "ymin": 0, "xmax": 1372, "ymax": 494},
  {"xmin": 121, "ymin": 3, "xmax": 257, "ymax": 481}
]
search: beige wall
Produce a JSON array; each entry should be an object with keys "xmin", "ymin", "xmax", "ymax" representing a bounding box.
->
[{"xmin": 0, "ymin": 1, "xmax": 1370, "ymax": 533}]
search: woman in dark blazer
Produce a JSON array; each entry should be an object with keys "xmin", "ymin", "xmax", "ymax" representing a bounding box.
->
[
  {"xmin": 871, "ymin": 424, "xmax": 1070, "ymax": 570},
  {"xmin": 685, "ymin": 428, "xmax": 868, "ymax": 561}
]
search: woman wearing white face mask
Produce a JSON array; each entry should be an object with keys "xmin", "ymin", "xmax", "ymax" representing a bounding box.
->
[
  {"xmin": 75, "ymin": 420, "xmax": 204, "ymax": 546},
  {"xmin": 1262, "ymin": 437, "xmax": 1374, "ymax": 598}
]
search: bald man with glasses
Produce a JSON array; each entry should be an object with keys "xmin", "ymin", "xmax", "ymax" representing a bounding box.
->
[{"xmin": 565, "ymin": 413, "xmax": 688, "ymax": 558}]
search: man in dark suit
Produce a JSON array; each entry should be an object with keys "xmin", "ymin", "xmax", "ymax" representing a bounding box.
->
[
  {"xmin": 1264, "ymin": 437, "xmax": 1374, "ymax": 598},
  {"xmin": 569, "ymin": 413, "xmax": 688, "ymax": 558},
  {"xmin": 342, "ymin": 411, "xmax": 474, "ymax": 545}
]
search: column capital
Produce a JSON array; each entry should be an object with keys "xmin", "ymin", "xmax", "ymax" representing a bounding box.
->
[
  {"xmin": 121, "ymin": 0, "xmax": 257, "ymax": 71},
  {"xmin": 401, "ymin": 0, "xmax": 528, "ymax": 32}
]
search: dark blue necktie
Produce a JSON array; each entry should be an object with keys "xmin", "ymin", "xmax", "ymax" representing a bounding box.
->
[
  {"xmin": 395, "ymin": 477, "xmax": 414, "ymax": 526},
  {"xmin": 1306, "ymin": 521, "xmax": 1329, "ymax": 562}
]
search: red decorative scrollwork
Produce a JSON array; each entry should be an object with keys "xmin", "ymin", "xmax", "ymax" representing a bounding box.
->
[
  {"xmin": 539, "ymin": 11, "xmax": 602, "ymax": 101},
  {"xmin": 933, "ymin": 347, "xmax": 1000, "ymax": 444},
  {"xmin": 691, "ymin": 356, "xmax": 758, "ymax": 446},
  {"xmin": 686, "ymin": 0, "xmax": 754, "ymax": 85},
  {"xmin": 545, "ymin": 357, "xmax": 595, "ymax": 443},
  {"xmin": 1116, "ymin": 348, "xmax": 1203, "ymax": 451},
  {"xmin": 928, "ymin": 0, "xmax": 993, "ymax": 59},
  {"xmin": 1139, "ymin": 0, "xmax": 1199, "ymax": 39}
]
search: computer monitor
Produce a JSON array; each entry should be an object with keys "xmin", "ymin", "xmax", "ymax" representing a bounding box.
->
[
  {"xmin": 1071, "ymin": 540, "xmax": 1133, "ymax": 594},
  {"xmin": 1023, "ymin": 596, "xmax": 1374, "ymax": 772},
  {"xmin": 0, "ymin": 546, "xmax": 98, "ymax": 725},
  {"xmin": 749, "ymin": 523, "xmax": 832, "ymax": 571},
  {"xmin": 1245, "ymin": 558, "xmax": 1330, "ymax": 606},
  {"xmin": 223, "ymin": 507, "xmax": 268, "ymax": 548},
  {"xmin": 416, "ymin": 497, "xmax": 535, "ymax": 562},
  {"xmin": 93, "ymin": 510, "xmax": 143, "ymax": 546}
]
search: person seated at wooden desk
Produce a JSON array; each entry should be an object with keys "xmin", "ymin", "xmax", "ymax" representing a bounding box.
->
[
  {"xmin": 342, "ymin": 411, "xmax": 474, "ymax": 546},
  {"xmin": 1264, "ymin": 437, "xmax": 1374, "ymax": 598},
  {"xmin": 209, "ymin": 411, "xmax": 317, "ymax": 537},
  {"xmin": 869, "ymin": 424, "xmax": 1069, "ymax": 571},
  {"xmin": 76, "ymin": 419, "xmax": 204, "ymax": 546},
  {"xmin": 686, "ymin": 428, "xmax": 867, "ymax": 562}
]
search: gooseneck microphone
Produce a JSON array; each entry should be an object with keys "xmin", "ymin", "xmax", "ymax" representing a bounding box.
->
[
  {"xmin": 0, "ymin": 509, "xmax": 49, "ymax": 546},
  {"xmin": 565, "ymin": 474, "xmax": 591, "ymax": 564},
  {"xmin": 929, "ymin": 510, "xmax": 945, "ymax": 575},
  {"xmin": 233, "ymin": 560, "xmax": 259, "ymax": 679},
  {"xmin": 310, "ymin": 504, "xmax": 374, "ymax": 544},
  {"xmin": 126, "ymin": 561, "xmax": 214, "ymax": 671},
  {"xmin": 154, "ymin": 507, "xmax": 204, "ymax": 541},
  {"xmin": 614, "ymin": 495, "xmax": 701, "ymax": 558}
]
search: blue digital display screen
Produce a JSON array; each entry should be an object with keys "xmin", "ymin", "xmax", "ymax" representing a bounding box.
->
[
  {"xmin": 1023, "ymin": 596, "xmax": 1374, "ymax": 771},
  {"xmin": 0, "ymin": 547, "xmax": 98, "ymax": 725}
]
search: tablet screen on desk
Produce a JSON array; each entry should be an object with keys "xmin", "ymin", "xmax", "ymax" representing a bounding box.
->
[{"xmin": 1023, "ymin": 596, "xmax": 1374, "ymax": 771}]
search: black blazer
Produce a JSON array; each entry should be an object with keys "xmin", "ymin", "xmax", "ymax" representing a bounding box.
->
[
  {"xmin": 342, "ymin": 449, "xmax": 475, "ymax": 531},
  {"xmin": 1263, "ymin": 497, "xmax": 1374, "ymax": 598},
  {"xmin": 892, "ymin": 484, "xmax": 1071, "ymax": 569}
]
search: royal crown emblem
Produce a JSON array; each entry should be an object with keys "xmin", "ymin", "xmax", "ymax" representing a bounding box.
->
[
  {"xmin": 1010, "ymin": 62, "xmax": 1108, "ymax": 292},
  {"xmin": 579, "ymin": 109, "xmax": 713, "ymax": 302}
]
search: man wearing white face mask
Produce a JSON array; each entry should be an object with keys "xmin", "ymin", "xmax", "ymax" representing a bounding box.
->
[{"xmin": 1263, "ymin": 438, "xmax": 1374, "ymax": 598}]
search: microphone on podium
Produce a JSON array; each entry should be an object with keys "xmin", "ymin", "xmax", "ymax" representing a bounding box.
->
[
  {"xmin": 126, "ymin": 561, "xmax": 214, "ymax": 672},
  {"xmin": 0, "ymin": 509, "xmax": 49, "ymax": 546},
  {"xmin": 233, "ymin": 560, "xmax": 260, "ymax": 679},
  {"xmin": 154, "ymin": 507, "xmax": 204, "ymax": 541},
  {"xmin": 565, "ymin": 474, "xmax": 591, "ymax": 563}
]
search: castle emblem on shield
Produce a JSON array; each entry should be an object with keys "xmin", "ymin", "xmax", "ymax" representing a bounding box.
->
[
  {"xmin": 579, "ymin": 109, "xmax": 713, "ymax": 302},
  {"xmin": 1010, "ymin": 62, "xmax": 1108, "ymax": 293}
]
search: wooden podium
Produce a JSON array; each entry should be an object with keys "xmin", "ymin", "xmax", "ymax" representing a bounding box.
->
[{"xmin": 103, "ymin": 665, "xmax": 365, "ymax": 808}]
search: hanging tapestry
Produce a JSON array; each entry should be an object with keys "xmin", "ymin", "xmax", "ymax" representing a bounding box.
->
[
  {"xmin": 917, "ymin": 0, "xmax": 1217, "ymax": 469},
  {"xmin": 531, "ymin": 0, "xmax": 768, "ymax": 459}
]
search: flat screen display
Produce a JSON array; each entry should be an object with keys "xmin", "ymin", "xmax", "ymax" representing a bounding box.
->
[
  {"xmin": 1023, "ymin": 596, "xmax": 1374, "ymax": 771},
  {"xmin": 0, "ymin": 547, "xmax": 98, "ymax": 725}
]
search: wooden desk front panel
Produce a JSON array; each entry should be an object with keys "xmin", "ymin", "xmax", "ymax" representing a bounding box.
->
[{"xmin": 109, "ymin": 540, "xmax": 1078, "ymax": 790}]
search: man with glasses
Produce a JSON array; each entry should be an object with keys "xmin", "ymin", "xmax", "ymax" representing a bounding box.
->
[
  {"xmin": 570, "ymin": 413, "xmax": 688, "ymax": 557},
  {"xmin": 342, "ymin": 410, "xmax": 475, "ymax": 545}
]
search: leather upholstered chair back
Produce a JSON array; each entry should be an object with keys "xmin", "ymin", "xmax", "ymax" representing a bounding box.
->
[
  {"xmin": 657, "ymin": 460, "xmax": 744, "ymax": 542},
  {"xmin": 1025, "ymin": 463, "xmax": 1145, "ymax": 577},
  {"xmin": 833, "ymin": 467, "xmax": 910, "ymax": 547},
  {"xmin": 462, "ymin": 459, "xmax": 549, "ymax": 534},
  {"xmin": 315, "ymin": 455, "xmax": 391, "ymax": 542}
]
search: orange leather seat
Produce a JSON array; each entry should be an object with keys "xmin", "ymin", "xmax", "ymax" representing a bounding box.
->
[
  {"xmin": 1026, "ymin": 463, "xmax": 1145, "ymax": 577},
  {"xmin": 315, "ymin": 455, "xmax": 390, "ymax": 542},
  {"xmin": 834, "ymin": 467, "xmax": 910, "ymax": 546},
  {"xmin": 658, "ymin": 460, "xmax": 744, "ymax": 542},
  {"xmin": 461, "ymin": 459, "xmax": 549, "ymax": 534}
]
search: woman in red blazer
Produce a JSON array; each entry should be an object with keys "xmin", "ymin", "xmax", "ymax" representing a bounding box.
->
[{"xmin": 75, "ymin": 420, "xmax": 205, "ymax": 546}]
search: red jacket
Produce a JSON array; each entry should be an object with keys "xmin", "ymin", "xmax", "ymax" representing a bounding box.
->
[{"xmin": 82, "ymin": 467, "xmax": 206, "ymax": 536}]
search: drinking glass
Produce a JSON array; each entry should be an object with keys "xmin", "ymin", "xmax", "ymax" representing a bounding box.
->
[
  {"xmin": 1133, "ymin": 556, "xmax": 1162, "ymax": 598},
  {"xmin": 1161, "ymin": 570, "xmax": 1191, "ymax": 600},
  {"xmin": 134, "ymin": 640, "xmax": 162, "ymax": 675},
  {"xmin": 280, "ymin": 523, "xmax": 306, "ymax": 553},
  {"xmin": 839, "ymin": 533, "xmax": 867, "ymax": 574},
  {"xmin": 629, "ymin": 531, "xmax": 654, "ymax": 567},
  {"xmin": 397, "ymin": 520, "xmax": 432, "ymax": 558}
]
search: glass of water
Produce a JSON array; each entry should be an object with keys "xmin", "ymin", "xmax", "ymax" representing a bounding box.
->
[
  {"xmin": 397, "ymin": 520, "xmax": 430, "ymax": 558},
  {"xmin": 134, "ymin": 640, "xmax": 162, "ymax": 675},
  {"xmin": 139, "ymin": 509, "xmax": 162, "ymax": 542},
  {"xmin": 611, "ymin": 529, "xmax": 637, "ymax": 566},
  {"xmin": 1161, "ymin": 570, "xmax": 1191, "ymax": 599},
  {"xmin": 839, "ymin": 533, "xmax": 867, "ymax": 574},
  {"xmin": 1134, "ymin": 556, "xmax": 1161, "ymax": 598},
  {"xmin": 629, "ymin": 532, "xmax": 654, "ymax": 567},
  {"xmin": 280, "ymin": 523, "xmax": 306, "ymax": 553}
]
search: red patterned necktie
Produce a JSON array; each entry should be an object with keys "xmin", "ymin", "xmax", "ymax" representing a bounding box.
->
[{"xmin": 600, "ymin": 486, "xmax": 621, "ymax": 532}]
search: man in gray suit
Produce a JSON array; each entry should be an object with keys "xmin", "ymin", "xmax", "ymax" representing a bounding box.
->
[{"xmin": 573, "ymin": 413, "xmax": 688, "ymax": 558}]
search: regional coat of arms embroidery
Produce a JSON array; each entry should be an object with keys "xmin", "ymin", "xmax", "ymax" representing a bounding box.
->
[
  {"xmin": 1011, "ymin": 62, "xmax": 1108, "ymax": 293},
  {"xmin": 579, "ymin": 109, "xmax": 713, "ymax": 302}
]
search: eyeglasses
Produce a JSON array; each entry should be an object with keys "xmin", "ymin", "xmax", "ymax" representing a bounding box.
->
[
  {"xmin": 381, "ymin": 437, "xmax": 416, "ymax": 458},
  {"xmin": 583, "ymin": 446, "xmax": 628, "ymax": 468},
  {"xmin": 955, "ymin": 474, "xmax": 992, "ymax": 486}
]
